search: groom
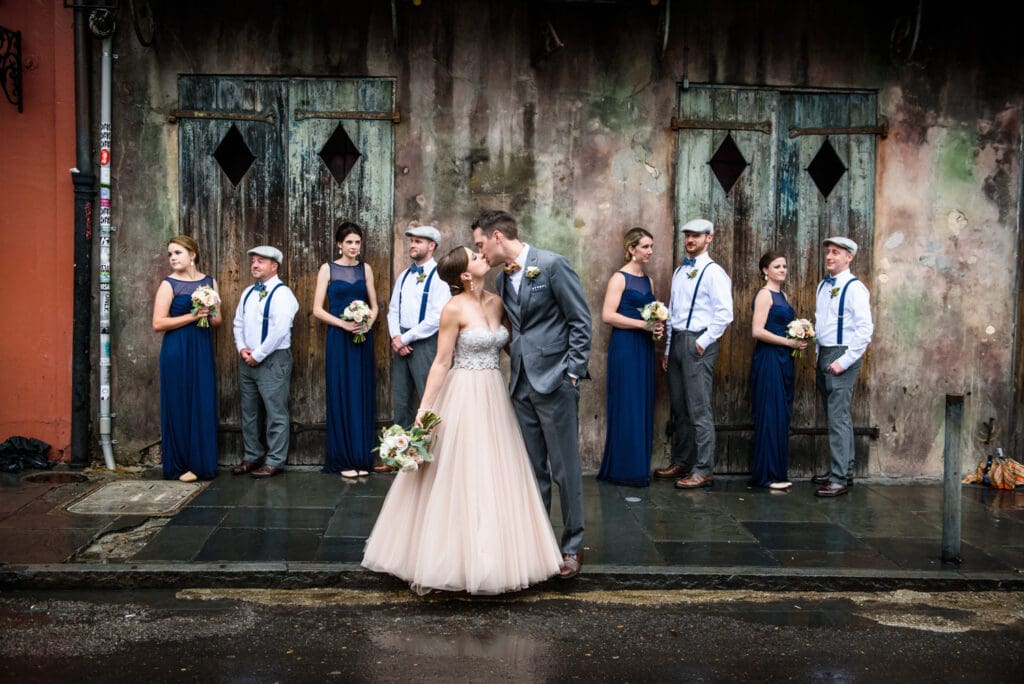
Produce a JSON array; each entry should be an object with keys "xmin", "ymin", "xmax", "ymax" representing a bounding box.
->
[{"xmin": 473, "ymin": 210, "xmax": 592, "ymax": 579}]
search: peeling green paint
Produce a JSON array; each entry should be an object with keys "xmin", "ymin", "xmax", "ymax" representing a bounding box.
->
[{"xmin": 937, "ymin": 130, "xmax": 976, "ymax": 185}]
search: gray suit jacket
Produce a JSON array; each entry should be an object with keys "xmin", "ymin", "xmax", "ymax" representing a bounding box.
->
[{"xmin": 498, "ymin": 246, "xmax": 592, "ymax": 395}]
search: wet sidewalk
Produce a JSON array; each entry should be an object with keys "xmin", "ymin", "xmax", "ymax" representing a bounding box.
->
[{"xmin": 1, "ymin": 467, "xmax": 1022, "ymax": 591}]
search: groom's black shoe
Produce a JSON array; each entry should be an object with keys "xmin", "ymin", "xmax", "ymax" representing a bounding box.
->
[
  {"xmin": 811, "ymin": 473, "xmax": 854, "ymax": 487},
  {"xmin": 559, "ymin": 553, "xmax": 582, "ymax": 579}
]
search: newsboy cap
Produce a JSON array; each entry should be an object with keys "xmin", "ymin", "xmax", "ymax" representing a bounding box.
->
[
  {"xmin": 680, "ymin": 218, "xmax": 714, "ymax": 235},
  {"xmin": 405, "ymin": 225, "xmax": 441, "ymax": 245},
  {"xmin": 247, "ymin": 245, "xmax": 284, "ymax": 263},
  {"xmin": 822, "ymin": 236, "xmax": 858, "ymax": 255}
]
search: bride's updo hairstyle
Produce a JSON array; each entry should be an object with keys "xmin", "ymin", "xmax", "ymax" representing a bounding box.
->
[{"xmin": 437, "ymin": 246, "xmax": 470, "ymax": 295}]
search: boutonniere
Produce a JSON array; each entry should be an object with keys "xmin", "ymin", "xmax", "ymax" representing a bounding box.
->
[
  {"xmin": 258, "ymin": 290, "xmax": 268, "ymax": 300},
  {"xmin": 830, "ymin": 287, "xmax": 840, "ymax": 298},
  {"xmin": 416, "ymin": 272, "xmax": 426, "ymax": 284},
  {"xmin": 525, "ymin": 266, "xmax": 541, "ymax": 279},
  {"xmin": 686, "ymin": 269, "xmax": 698, "ymax": 279}
]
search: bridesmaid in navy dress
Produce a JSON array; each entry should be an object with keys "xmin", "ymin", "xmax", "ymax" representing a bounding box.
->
[
  {"xmin": 152, "ymin": 235, "xmax": 221, "ymax": 482},
  {"xmin": 313, "ymin": 222, "xmax": 379, "ymax": 479},
  {"xmin": 598, "ymin": 228, "xmax": 663, "ymax": 487},
  {"xmin": 749, "ymin": 251, "xmax": 807, "ymax": 490}
]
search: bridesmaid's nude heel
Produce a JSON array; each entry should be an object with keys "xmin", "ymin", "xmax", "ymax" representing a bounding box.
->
[{"xmin": 178, "ymin": 471, "xmax": 198, "ymax": 483}]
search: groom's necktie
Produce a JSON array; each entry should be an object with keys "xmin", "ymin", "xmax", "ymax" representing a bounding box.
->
[
  {"xmin": 682, "ymin": 257, "xmax": 697, "ymax": 267},
  {"xmin": 823, "ymin": 275, "xmax": 837, "ymax": 287},
  {"xmin": 409, "ymin": 264, "xmax": 423, "ymax": 275},
  {"xmin": 503, "ymin": 262, "xmax": 521, "ymax": 275}
]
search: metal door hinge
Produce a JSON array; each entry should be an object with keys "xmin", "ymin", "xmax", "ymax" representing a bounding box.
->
[
  {"xmin": 167, "ymin": 109, "xmax": 275, "ymax": 124},
  {"xmin": 671, "ymin": 118, "xmax": 772, "ymax": 135}
]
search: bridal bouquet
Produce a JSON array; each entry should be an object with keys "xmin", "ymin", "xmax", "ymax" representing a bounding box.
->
[
  {"xmin": 342, "ymin": 300, "xmax": 372, "ymax": 343},
  {"xmin": 786, "ymin": 318, "xmax": 816, "ymax": 357},
  {"xmin": 639, "ymin": 300, "xmax": 670, "ymax": 341},
  {"xmin": 374, "ymin": 411, "xmax": 442, "ymax": 472},
  {"xmin": 190, "ymin": 285, "xmax": 220, "ymax": 328}
]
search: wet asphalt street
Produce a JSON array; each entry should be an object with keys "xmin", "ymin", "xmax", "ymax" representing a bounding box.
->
[{"xmin": 1, "ymin": 588, "xmax": 1021, "ymax": 682}]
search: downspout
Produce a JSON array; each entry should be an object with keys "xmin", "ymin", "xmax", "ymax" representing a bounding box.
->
[
  {"xmin": 69, "ymin": 1, "xmax": 95, "ymax": 469},
  {"xmin": 97, "ymin": 34, "xmax": 116, "ymax": 470}
]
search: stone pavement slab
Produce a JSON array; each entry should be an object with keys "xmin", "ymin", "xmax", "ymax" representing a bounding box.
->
[{"xmin": 0, "ymin": 467, "xmax": 1021, "ymax": 590}]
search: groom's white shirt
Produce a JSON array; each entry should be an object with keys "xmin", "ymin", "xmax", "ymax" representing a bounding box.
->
[{"xmin": 509, "ymin": 244, "xmax": 530, "ymax": 296}]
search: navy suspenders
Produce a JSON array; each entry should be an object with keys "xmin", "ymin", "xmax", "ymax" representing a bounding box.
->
[
  {"xmin": 817, "ymin": 277, "xmax": 858, "ymax": 345},
  {"xmin": 671, "ymin": 261, "xmax": 714, "ymax": 330},
  {"xmin": 399, "ymin": 266, "xmax": 436, "ymax": 327},
  {"xmin": 242, "ymin": 282, "xmax": 285, "ymax": 344}
]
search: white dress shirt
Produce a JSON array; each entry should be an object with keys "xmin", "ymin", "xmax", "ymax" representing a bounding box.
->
[
  {"xmin": 508, "ymin": 244, "xmax": 531, "ymax": 295},
  {"xmin": 814, "ymin": 268, "xmax": 873, "ymax": 370},
  {"xmin": 665, "ymin": 252, "xmax": 734, "ymax": 355},
  {"xmin": 232, "ymin": 275, "xmax": 300, "ymax": 363},
  {"xmin": 386, "ymin": 258, "xmax": 451, "ymax": 345}
]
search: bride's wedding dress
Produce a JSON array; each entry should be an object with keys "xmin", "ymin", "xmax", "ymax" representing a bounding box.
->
[{"xmin": 362, "ymin": 326, "xmax": 562, "ymax": 595}]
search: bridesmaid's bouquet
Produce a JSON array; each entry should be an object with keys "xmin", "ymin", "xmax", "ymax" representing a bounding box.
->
[
  {"xmin": 786, "ymin": 318, "xmax": 816, "ymax": 357},
  {"xmin": 374, "ymin": 411, "xmax": 442, "ymax": 472},
  {"xmin": 342, "ymin": 300, "xmax": 372, "ymax": 343},
  {"xmin": 639, "ymin": 300, "xmax": 670, "ymax": 341},
  {"xmin": 190, "ymin": 285, "xmax": 220, "ymax": 328}
]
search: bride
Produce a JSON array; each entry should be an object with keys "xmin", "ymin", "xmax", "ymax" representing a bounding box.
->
[{"xmin": 362, "ymin": 246, "xmax": 562, "ymax": 595}]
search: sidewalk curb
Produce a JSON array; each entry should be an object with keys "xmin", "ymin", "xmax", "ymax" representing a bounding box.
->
[{"xmin": 2, "ymin": 563, "xmax": 1021, "ymax": 592}]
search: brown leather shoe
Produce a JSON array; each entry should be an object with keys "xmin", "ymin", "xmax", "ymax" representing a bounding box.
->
[
  {"xmin": 558, "ymin": 552, "xmax": 582, "ymax": 579},
  {"xmin": 250, "ymin": 465, "xmax": 283, "ymax": 478},
  {"xmin": 675, "ymin": 473, "xmax": 713, "ymax": 489},
  {"xmin": 654, "ymin": 463, "xmax": 691, "ymax": 479},
  {"xmin": 811, "ymin": 473, "xmax": 854, "ymax": 487},
  {"xmin": 231, "ymin": 459, "xmax": 263, "ymax": 475},
  {"xmin": 814, "ymin": 482, "xmax": 848, "ymax": 497}
]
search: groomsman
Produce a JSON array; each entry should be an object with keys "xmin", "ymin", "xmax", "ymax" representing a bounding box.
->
[
  {"xmin": 231, "ymin": 245, "xmax": 300, "ymax": 478},
  {"xmin": 387, "ymin": 225, "xmax": 451, "ymax": 431},
  {"xmin": 657, "ymin": 218, "xmax": 734, "ymax": 489},
  {"xmin": 812, "ymin": 236, "xmax": 873, "ymax": 497}
]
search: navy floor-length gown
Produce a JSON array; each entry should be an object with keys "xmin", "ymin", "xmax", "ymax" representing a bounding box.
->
[
  {"xmin": 749, "ymin": 289, "xmax": 796, "ymax": 487},
  {"xmin": 323, "ymin": 262, "xmax": 376, "ymax": 473},
  {"xmin": 159, "ymin": 276, "xmax": 218, "ymax": 480},
  {"xmin": 598, "ymin": 271, "xmax": 655, "ymax": 487}
]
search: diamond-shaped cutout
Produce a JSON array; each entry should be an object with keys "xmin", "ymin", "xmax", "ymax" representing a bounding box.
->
[
  {"xmin": 806, "ymin": 138, "xmax": 847, "ymax": 198},
  {"xmin": 213, "ymin": 124, "xmax": 256, "ymax": 187},
  {"xmin": 708, "ymin": 133, "xmax": 748, "ymax": 195},
  {"xmin": 319, "ymin": 124, "xmax": 362, "ymax": 185}
]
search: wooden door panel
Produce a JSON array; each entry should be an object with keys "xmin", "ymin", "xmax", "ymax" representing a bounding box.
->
[
  {"xmin": 675, "ymin": 86, "xmax": 876, "ymax": 475},
  {"xmin": 178, "ymin": 76, "xmax": 395, "ymax": 466}
]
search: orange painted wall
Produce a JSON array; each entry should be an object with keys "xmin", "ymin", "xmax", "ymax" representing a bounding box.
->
[{"xmin": 0, "ymin": 3, "xmax": 76, "ymax": 459}]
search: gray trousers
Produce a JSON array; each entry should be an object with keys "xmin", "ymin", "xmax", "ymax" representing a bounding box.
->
[
  {"xmin": 239, "ymin": 349, "xmax": 292, "ymax": 468},
  {"xmin": 513, "ymin": 376, "xmax": 585, "ymax": 555},
  {"xmin": 816, "ymin": 346, "xmax": 862, "ymax": 485},
  {"xmin": 667, "ymin": 330, "xmax": 719, "ymax": 475},
  {"xmin": 391, "ymin": 333, "xmax": 437, "ymax": 427}
]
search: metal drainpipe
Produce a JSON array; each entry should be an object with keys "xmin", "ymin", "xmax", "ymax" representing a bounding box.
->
[{"xmin": 97, "ymin": 35, "xmax": 115, "ymax": 471}]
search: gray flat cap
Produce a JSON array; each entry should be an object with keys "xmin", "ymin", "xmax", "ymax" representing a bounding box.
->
[
  {"xmin": 405, "ymin": 225, "xmax": 441, "ymax": 245},
  {"xmin": 247, "ymin": 245, "xmax": 283, "ymax": 263},
  {"xmin": 822, "ymin": 236, "xmax": 858, "ymax": 255},
  {"xmin": 680, "ymin": 218, "xmax": 714, "ymax": 235}
]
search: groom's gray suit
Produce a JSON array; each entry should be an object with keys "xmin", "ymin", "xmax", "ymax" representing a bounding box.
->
[{"xmin": 497, "ymin": 246, "xmax": 591, "ymax": 555}]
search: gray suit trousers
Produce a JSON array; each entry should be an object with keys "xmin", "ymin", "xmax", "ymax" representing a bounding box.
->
[
  {"xmin": 391, "ymin": 333, "xmax": 437, "ymax": 428},
  {"xmin": 239, "ymin": 348, "xmax": 292, "ymax": 468},
  {"xmin": 512, "ymin": 376, "xmax": 585, "ymax": 555},
  {"xmin": 667, "ymin": 331, "xmax": 719, "ymax": 475},
  {"xmin": 816, "ymin": 346, "xmax": 861, "ymax": 485}
]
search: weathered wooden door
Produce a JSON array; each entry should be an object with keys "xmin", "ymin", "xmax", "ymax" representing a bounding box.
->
[
  {"xmin": 178, "ymin": 76, "xmax": 395, "ymax": 465},
  {"xmin": 673, "ymin": 85, "xmax": 877, "ymax": 475}
]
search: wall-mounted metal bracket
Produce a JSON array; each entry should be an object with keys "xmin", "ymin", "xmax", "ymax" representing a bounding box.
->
[
  {"xmin": 1, "ymin": 25, "xmax": 23, "ymax": 113},
  {"xmin": 167, "ymin": 109, "xmax": 276, "ymax": 124},
  {"xmin": 671, "ymin": 118, "xmax": 772, "ymax": 135},
  {"xmin": 294, "ymin": 109, "xmax": 401, "ymax": 124},
  {"xmin": 788, "ymin": 117, "xmax": 889, "ymax": 139}
]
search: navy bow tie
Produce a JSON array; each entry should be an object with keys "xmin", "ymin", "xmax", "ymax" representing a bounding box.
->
[
  {"xmin": 410, "ymin": 264, "xmax": 424, "ymax": 275},
  {"xmin": 253, "ymin": 281, "xmax": 267, "ymax": 292},
  {"xmin": 823, "ymin": 275, "xmax": 837, "ymax": 287},
  {"xmin": 682, "ymin": 257, "xmax": 697, "ymax": 267}
]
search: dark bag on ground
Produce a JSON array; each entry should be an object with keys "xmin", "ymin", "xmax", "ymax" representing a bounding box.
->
[{"xmin": 0, "ymin": 436, "xmax": 54, "ymax": 473}]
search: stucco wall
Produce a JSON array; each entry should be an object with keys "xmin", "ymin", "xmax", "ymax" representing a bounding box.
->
[
  {"xmin": 101, "ymin": 1, "xmax": 1022, "ymax": 474},
  {"xmin": 0, "ymin": 3, "xmax": 75, "ymax": 458}
]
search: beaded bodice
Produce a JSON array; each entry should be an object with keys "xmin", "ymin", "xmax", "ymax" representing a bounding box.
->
[{"xmin": 452, "ymin": 327, "xmax": 508, "ymax": 370}]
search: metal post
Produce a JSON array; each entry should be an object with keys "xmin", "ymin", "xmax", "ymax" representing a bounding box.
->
[
  {"xmin": 97, "ymin": 34, "xmax": 115, "ymax": 471},
  {"xmin": 941, "ymin": 394, "xmax": 963, "ymax": 564},
  {"xmin": 69, "ymin": 1, "xmax": 94, "ymax": 469}
]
